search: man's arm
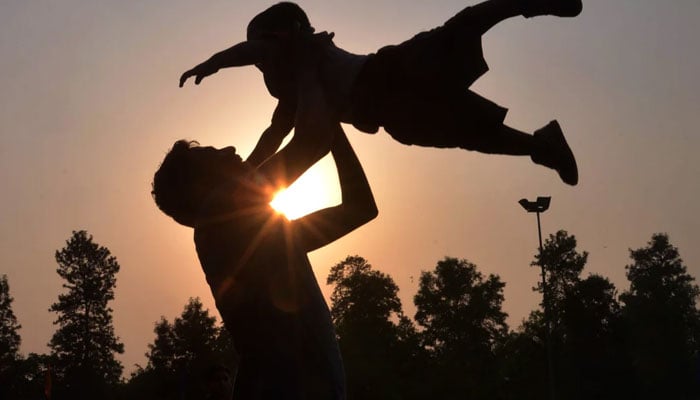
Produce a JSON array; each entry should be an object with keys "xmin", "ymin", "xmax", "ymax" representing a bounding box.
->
[
  {"xmin": 179, "ymin": 40, "xmax": 273, "ymax": 87},
  {"xmin": 253, "ymin": 61, "xmax": 335, "ymax": 192},
  {"xmin": 291, "ymin": 127, "xmax": 378, "ymax": 252}
]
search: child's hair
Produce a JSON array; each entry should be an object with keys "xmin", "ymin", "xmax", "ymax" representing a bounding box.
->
[
  {"xmin": 151, "ymin": 140, "xmax": 205, "ymax": 227},
  {"xmin": 247, "ymin": 2, "xmax": 315, "ymax": 40}
]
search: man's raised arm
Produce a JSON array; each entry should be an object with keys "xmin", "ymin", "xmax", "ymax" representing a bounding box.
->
[
  {"xmin": 291, "ymin": 126, "xmax": 377, "ymax": 252},
  {"xmin": 252, "ymin": 57, "xmax": 335, "ymax": 193}
]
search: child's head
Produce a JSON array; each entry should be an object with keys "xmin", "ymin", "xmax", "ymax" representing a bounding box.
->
[
  {"xmin": 247, "ymin": 2, "xmax": 314, "ymax": 41},
  {"xmin": 152, "ymin": 140, "xmax": 249, "ymax": 227}
]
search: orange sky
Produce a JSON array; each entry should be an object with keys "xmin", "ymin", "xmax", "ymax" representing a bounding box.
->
[{"xmin": 2, "ymin": 0, "xmax": 699, "ymax": 375}]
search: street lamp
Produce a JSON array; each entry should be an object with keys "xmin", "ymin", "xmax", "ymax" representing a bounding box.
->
[{"xmin": 519, "ymin": 196, "xmax": 556, "ymax": 400}]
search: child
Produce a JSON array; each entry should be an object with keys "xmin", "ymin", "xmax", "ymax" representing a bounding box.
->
[
  {"xmin": 153, "ymin": 73, "xmax": 375, "ymax": 398},
  {"xmin": 180, "ymin": 0, "xmax": 581, "ymax": 185}
]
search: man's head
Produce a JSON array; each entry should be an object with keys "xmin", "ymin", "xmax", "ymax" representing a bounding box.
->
[
  {"xmin": 247, "ymin": 2, "xmax": 314, "ymax": 40},
  {"xmin": 152, "ymin": 140, "xmax": 249, "ymax": 227}
]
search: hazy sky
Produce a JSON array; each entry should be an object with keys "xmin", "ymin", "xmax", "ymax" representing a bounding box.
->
[{"xmin": 2, "ymin": 0, "xmax": 699, "ymax": 375}]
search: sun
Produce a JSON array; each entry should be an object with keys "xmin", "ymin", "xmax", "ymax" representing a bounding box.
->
[{"xmin": 270, "ymin": 159, "xmax": 340, "ymax": 220}]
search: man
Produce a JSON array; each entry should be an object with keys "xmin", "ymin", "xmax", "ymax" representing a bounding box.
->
[{"xmin": 152, "ymin": 74, "xmax": 376, "ymax": 399}]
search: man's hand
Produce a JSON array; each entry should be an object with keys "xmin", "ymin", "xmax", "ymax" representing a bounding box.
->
[{"xmin": 179, "ymin": 62, "xmax": 219, "ymax": 87}]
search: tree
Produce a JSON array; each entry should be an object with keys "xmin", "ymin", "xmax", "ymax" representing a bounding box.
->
[
  {"xmin": 520, "ymin": 230, "xmax": 624, "ymax": 399},
  {"xmin": 0, "ymin": 274, "xmax": 23, "ymax": 399},
  {"xmin": 10, "ymin": 353, "xmax": 54, "ymax": 400},
  {"xmin": 328, "ymin": 256, "xmax": 403, "ymax": 332},
  {"xmin": 48, "ymin": 230, "xmax": 124, "ymax": 399},
  {"xmin": 0, "ymin": 274, "xmax": 21, "ymax": 365},
  {"xmin": 533, "ymin": 230, "xmax": 589, "ymax": 325},
  {"xmin": 563, "ymin": 275, "xmax": 619, "ymax": 343},
  {"xmin": 531, "ymin": 230, "xmax": 586, "ymax": 398},
  {"xmin": 129, "ymin": 298, "xmax": 233, "ymax": 400},
  {"xmin": 169, "ymin": 297, "xmax": 219, "ymax": 371},
  {"xmin": 327, "ymin": 256, "xmax": 420, "ymax": 400},
  {"xmin": 146, "ymin": 317, "xmax": 177, "ymax": 372},
  {"xmin": 559, "ymin": 274, "xmax": 625, "ymax": 400},
  {"xmin": 414, "ymin": 257, "xmax": 508, "ymax": 399},
  {"xmin": 620, "ymin": 233, "xmax": 700, "ymax": 399},
  {"xmin": 498, "ymin": 309, "xmax": 551, "ymax": 400}
]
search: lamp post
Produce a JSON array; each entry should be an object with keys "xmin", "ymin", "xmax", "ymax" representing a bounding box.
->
[{"xmin": 519, "ymin": 196, "xmax": 556, "ymax": 400}]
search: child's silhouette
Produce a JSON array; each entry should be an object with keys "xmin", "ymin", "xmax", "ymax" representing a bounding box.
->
[{"xmin": 180, "ymin": 0, "xmax": 581, "ymax": 185}]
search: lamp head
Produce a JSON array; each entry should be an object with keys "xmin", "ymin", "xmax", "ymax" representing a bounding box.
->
[{"xmin": 519, "ymin": 196, "xmax": 551, "ymax": 213}]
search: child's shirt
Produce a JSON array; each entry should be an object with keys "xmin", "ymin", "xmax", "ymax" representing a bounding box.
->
[
  {"xmin": 317, "ymin": 43, "xmax": 368, "ymax": 120},
  {"xmin": 262, "ymin": 37, "xmax": 368, "ymax": 126}
]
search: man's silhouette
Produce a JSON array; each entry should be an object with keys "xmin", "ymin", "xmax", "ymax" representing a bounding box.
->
[{"xmin": 152, "ymin": 72, "xmax": 376, "ymax": 399}]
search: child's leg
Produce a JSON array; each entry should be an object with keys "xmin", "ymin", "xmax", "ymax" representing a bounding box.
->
[
  {"xmin": 380, "ymin": 90, "xmax": 578, "ymax": 184},
  {"xmin": 468, "ymin": 122, "xmax": 578, "ymax": 185},
  {"xmin": 447, "ymin": 0, "xmax": 583, "ymax": 36},
  {"xmin": 530, "ymin": 120, "xmax": 578, "ymax": 185},
  {"xmin": 426, "ymin": 89, "xmax": 577, "ymax": 184},
  {"xmin": 521, "ymin": 0, "xmax": 583, "ymax": 18},
  {"xmin": 446, "ymin": 0, "xmax": 522, "ymax": 37},
  {"xmin": 478, "ymin": 125, "xmax": 533, "ymax": 155}
]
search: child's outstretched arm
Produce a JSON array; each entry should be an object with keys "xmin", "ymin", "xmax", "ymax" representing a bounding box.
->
[{"xmin": 179, "ymin": 40, "xmax": 273, "ymax": 87}]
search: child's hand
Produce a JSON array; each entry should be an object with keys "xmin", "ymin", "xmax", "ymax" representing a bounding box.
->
[{"xmin": 179, "ymin": 62, "xmax": 219, "ymax": 87}]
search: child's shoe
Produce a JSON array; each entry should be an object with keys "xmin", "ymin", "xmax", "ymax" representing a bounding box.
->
[
  {"xmin": 531, "ymin": 120, "xmax": 578, "ymax": 185},
  {"xmin": 521, "ymin": 0, "xmax": 583, "ymax": 18}
]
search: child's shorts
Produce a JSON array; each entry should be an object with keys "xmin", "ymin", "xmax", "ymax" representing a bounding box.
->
[{"xmin": 349, "ymin": 6, "xmax": 508, "ymax": 150}]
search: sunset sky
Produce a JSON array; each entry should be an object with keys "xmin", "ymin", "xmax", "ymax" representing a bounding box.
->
[{"xmin": 2, "ymin": 0, "xmax": 699, "ymax": 374}]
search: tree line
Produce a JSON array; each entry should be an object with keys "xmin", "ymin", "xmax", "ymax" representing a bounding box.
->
[{"xmin": 1, "ymin": 230, "xmax": 699, "ymax": 399}]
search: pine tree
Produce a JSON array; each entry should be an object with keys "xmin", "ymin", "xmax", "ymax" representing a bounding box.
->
[
  {"xmin": 620, "ymin": 233, "xmax": 700, "ymax": 399},
  {"xmin": 0, "ymin": 274, "xmax": 21, "ymax": 365},
  {"xmin": 0, "ymin": 274, "xmax": 23, "ymax": 399},
  {"xmin": 532, "ymin": 230, "xmax": 589, "ymax": 325},
  {"xmin": 48, "ymin": 230, "xmax": 124, "ymax": 398},
  {"xmin": 520, "ymin": 231, "xmax": 623, "ymax": 400},
  {"xmin": 147, "ymin": 317, "xmax": 177, "ymax": 372}
]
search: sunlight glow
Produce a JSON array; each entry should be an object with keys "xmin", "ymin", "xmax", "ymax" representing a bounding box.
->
[{"xmin": 270, "ymin": 160, "xmax": 340, "ymax": 220}]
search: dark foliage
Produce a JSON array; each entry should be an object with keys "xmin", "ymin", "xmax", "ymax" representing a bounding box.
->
[
  {"xmin": 415, "ymin": 257, "xmax": 508, "ymax": 399},
  {"xmin": 7, "ymin": 231, "xmax": 700, "ymax": 399},
  {"xmin": 620, "ymin": 233, "xmax": 700, "ymax": 399},
  {"xmin": 0, "ymin": 275, "xmax": 23, "ymax": 399},
  {"xmin": 125, "ymin": 297, "xmax": 236, "ymax": 400},
  {"xmin": 327, "ymin": 256, "xmax": 423, "ymax": 400}
]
